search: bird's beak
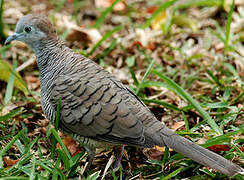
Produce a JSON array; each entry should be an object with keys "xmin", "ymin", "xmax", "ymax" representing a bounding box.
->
[{"xmin": 4, "ymin": 33, "xmax": 21, "ymax": 45}]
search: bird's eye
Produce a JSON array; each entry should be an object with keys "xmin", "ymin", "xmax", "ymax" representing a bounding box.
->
[{"xmin": 24, "ymin": 26, "xmax": 32, "ymax": 33}]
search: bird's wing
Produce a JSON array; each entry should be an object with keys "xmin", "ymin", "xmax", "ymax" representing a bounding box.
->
[{"xmin": 50, "ymin": 68, "xmax": 150, "ymax": 146}]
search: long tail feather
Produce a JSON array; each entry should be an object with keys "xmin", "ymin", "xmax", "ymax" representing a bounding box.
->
[{"xmin": 159, "ymin": 128, "xmax": 244, "ymax": 176}]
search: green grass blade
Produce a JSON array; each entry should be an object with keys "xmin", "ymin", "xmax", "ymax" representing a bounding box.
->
[
  {"xmin": 142, "ymin": 98, "xmax": 183, "ymax": 112},
  {"xmin": 182, "ymin": 111, "xmax": 189, "ymax": 131},
  {"xmin": 87, "ymin": 171, "xmax": 101, "ymax": 180},
  {"xmin": 182, "ymin": 101, "xmax": 230, "ymax": 111},
  {"xmin": 94, "ymin": 0, "xmax": 121, "ymax": 29},
  {"xmin": 161, "ymin": 167, "xmax": 183, "ymax": 180},
  {"xmin": 68, "ymin": 152, "xmax": 85, "ymax": 177},
  {"xmin": 97, "ymin": 39, "xmax": 117, "ymax": 60},
  {"xmin": 0, "ymin": 0, "xmax": 5, "ymax": 41},
  {"xmin": 231, "ymin": 92, "xmax": 244, "ymax": 104},
  {"xmin": 142, "ymin": 0, "xmax": 177, "ymax": 29},
  {"xmin": 140, "ymin": 81, "xmax": 170, "ymax": 89},
  {"xmin": 57, "ymin": 149, "xmax": 70, "ymax": 170},
  {"xmin": 161, "ymin": 146, "xmax": 169, "ymax": 165},
  {"xmin": 0, "ymin": 129, "xmax": 24, "ymax": 155},
  {"xmin": 224, "ymin": 63, "xmax": 243, "ymax": 86},
  {"xmin": 0, "ymin": 129, "xmax": 25, "ymax": 167},
  {"xmin": 4, "ymin": 61, "xmax": 17, "ymax": 104},
  {"xmin": 206, "ymin": 69, "xmax": 222, "ymax": 86},
  {"xmin": 135, "ymin": 59, "xmax": 155, "ymax": 95},
  {"xmin": 55, "ymin": 97, "xmax": 61, "ymax": 130},
  {"xmin": 15, "ymin": 139, "xmax": 25, "ymax": 154},
  {"xmin": 51, "ymin": 164, "xmax": 66, "ymax": 180},
  {"xmin": 223, "ymin": 87, "xmax": 232, "ymax": 101},
  {"xmin": 232, "ymin": 143, "xmax": 244, "ymax": 159},
  {"xmin": 126, "ymin": 56, "xmax": 139, "ymax": 86},
  {"xmin": 52, "ymin": 155, "xmax": 61, "ymax": 180},
  {"xmin": 225, "ymin": 0, "xmax": 235, "ymax": 51},
  {"xmin": 0, "ymin": 107, "xmax": 23, "ymax": 122},
  {"xmin": 129, "ymin": 68, "xmax": 139, "ymax": 86},
  {"xmin": 51, "ymin": 97, "xmax": 61, "ymax": 159},
  {"xmin": 0, "ymin": 177, "xmax": 29, "ymax": 180},
  {"xmin": 0, "ymin": 60, "xmax": 30, "ymax": 95},
  {"xmin": 87, "ymin": 25, "xmax": 122, "ymax": 56},
  {"xmin": 35, "ymin": 160, "xmax": 53, "ymax": 173},
  {"xmin": 174, "ymin": 0, "xmax": 222, "ymax": 10},
  {"xmin": 25, "ymin": 136, "xmax": 39, "ymax": 155},
  {"xmin": 37, "ymin": 141, "xmax": 43, "ymax": 159},
  {"xmin": 51, "ymin": 128, "xmax": 72, "ymax": 160},
  {"xmin": 203, "ymin": 129, "xmax": 243, "ymax": 148},
  {"xmin": 29, "ymin": 157, "xmax": 35, "ymax": 180},
  {"xmin": 200, "ymin": 168, "xmax": 215, "ymax": 177},
  {"xmin": 6, "ymin": 152, "xmax": 33, "ymax": 173},
  {"xmin": 202, "ymin": 102, "xmax": 229, "ymax": 109},
  {"xmin": 153, "ymin": 70, "xmax": 222, "ymax": 135}
]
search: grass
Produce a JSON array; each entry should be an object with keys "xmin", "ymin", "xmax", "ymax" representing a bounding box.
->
[
  {"xmin": 224, "ymin": 0, "xmax": 235, "ymax": 51},
  {"xmin": 86, "ymin": 25, "xmax": 122, "ymax": 56},
  {"xmin": 0, "ymin": 0, "xmax": 244, "ymax": 179},
  {"xmin": 153, "ymin": 70, "xmax": 222, "ymax": 135},
  {"xmin": 141, "ymin": 0, "xmax": 177, "ymax": 29},
  {"xmin": 0, "ymin": 0, "xmax": 5, "ymax": 42},
  {"xmin": 94, "ymin": 0, "xmax": 121, "ymax": 29},
  {"xmin": 3, "ymin": 61, "xmax": 17, "ymax": 105}
]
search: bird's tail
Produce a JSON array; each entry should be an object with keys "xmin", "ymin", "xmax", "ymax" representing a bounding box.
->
[{"xmin": 158, "ymin": 127, "xmax": 244, "ymax": 176}]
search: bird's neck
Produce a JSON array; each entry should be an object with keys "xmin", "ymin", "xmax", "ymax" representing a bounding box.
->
[
  {"xmin": 32, "ymin": 38, "xmax": 71, "ymax": 95},
  {"xmin": 33, "ymin": 38, "xmax": 72, "ymax": 74},
  {"xmin": 33, "ymin": 38, "xmax": 65, "ymax": 65},
  {"xmin": 31, "ymin": 38, "xmax": 70, "ymax": 120}
]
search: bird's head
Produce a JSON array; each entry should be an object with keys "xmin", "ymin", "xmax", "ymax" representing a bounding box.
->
[{"xmin": 5, "ymin": 14, "xmax": 57, "ymax": 47}]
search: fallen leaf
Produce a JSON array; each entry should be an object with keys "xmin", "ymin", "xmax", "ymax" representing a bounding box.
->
[
  {"xmin": 147, "ymin": 42, "xmax": 156, "ymax": 51},
  {"xmin": 0, "ymin": 60, "xmax": 28, "ymax": 95},
  {"xmin": 208, "ymin": 144, "xmax": 231, "ymax": 152},
  {"xmin": 172, "ymin": 121, "xmax": 185, "ymax": 131},
  {"xmin": 95, "ymin": 0, "xmax": 125, "ymax": 11},
  {"xmin": 3, "ymin": 156, "xmax": 19, "ymax": 167},
  {"xmin": 208, "ymin": 144, "xmax": 244, "ymax": 152},
  {"xmin": 147, "ymin": 6, "xmax": 158, "ymax": 14},
  {"xmin": 55, "ymin": 14, "xmax": 102, "ymax": 45},
  {"xmin": 133, "ymin": 40, "xmax": 143, "ymax": 47},
  {"xmin": 66, "ymin": 28, "xmax": 102, "ymax": 45},
  {"xmin": 57, "ymin": 136, "xmax": 82, "ymax": 156},
  {"xmin": 143, "ymin": 147, "xmax": 164, "ymax": 161}
]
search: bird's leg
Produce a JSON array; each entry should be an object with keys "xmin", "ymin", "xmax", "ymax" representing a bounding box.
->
[
  {"xmin": 113, "ymin": 145, "xmax": 124, "ymax": 171},
  {"xmin": 84, "ymin": 147, "xmax": 95, "ymax": 173}
]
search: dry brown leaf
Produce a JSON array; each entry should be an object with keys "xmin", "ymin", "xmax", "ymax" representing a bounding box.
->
[
  {"xmin": 172, "ymin": 121, "xmax": 185, "ymax": 131},
  {"xmin": 147, "ymin": 42, "xmax": 156, "ymax": 51},
  {"xmin": 57, "ymin": 136, "xmax": 82, "ymax": 156},
  {"xmin": 3, "ymin": 156, "xmax": 19, "ymax": 167},
  {"xmin": 207, "ymin": 144, "xmax": 231, "ymax": 152},
  {"xmin": 95, "ymin": 0, "xmax": 125, "ymax": 11},
  {"xmin": 143, "ymin": 148, "xmax": 164, "ymax": 161},
  {"xmin": 208, "ymin": 145, "xmax": 244, "ymax": 152},
  {"xmin": 147, "ymin": 6, "xmax": 158, "ymax": 14},
  {"xmin": 55, "ymin": 14, "xmax": 102, "ymax": 45}
]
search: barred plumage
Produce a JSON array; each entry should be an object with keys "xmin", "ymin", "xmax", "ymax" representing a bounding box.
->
[{"xmin": 5, "ymin": 14, "xmax": 244, "ymax": 176}]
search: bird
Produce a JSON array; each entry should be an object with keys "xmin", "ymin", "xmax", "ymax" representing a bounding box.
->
[{"xmin": 5, "ymin": 14, "xmax": 244, "ymax": 177}]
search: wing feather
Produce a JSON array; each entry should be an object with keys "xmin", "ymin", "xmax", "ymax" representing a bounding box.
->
[{"xmin": 50, "ymin": 70, "xmax": 147, "ymax": 146}]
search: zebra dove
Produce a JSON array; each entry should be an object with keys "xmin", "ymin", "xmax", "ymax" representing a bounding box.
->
[{"xmin": 5, "ymin": 14, "xmax": 244, "ymax": 176}]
